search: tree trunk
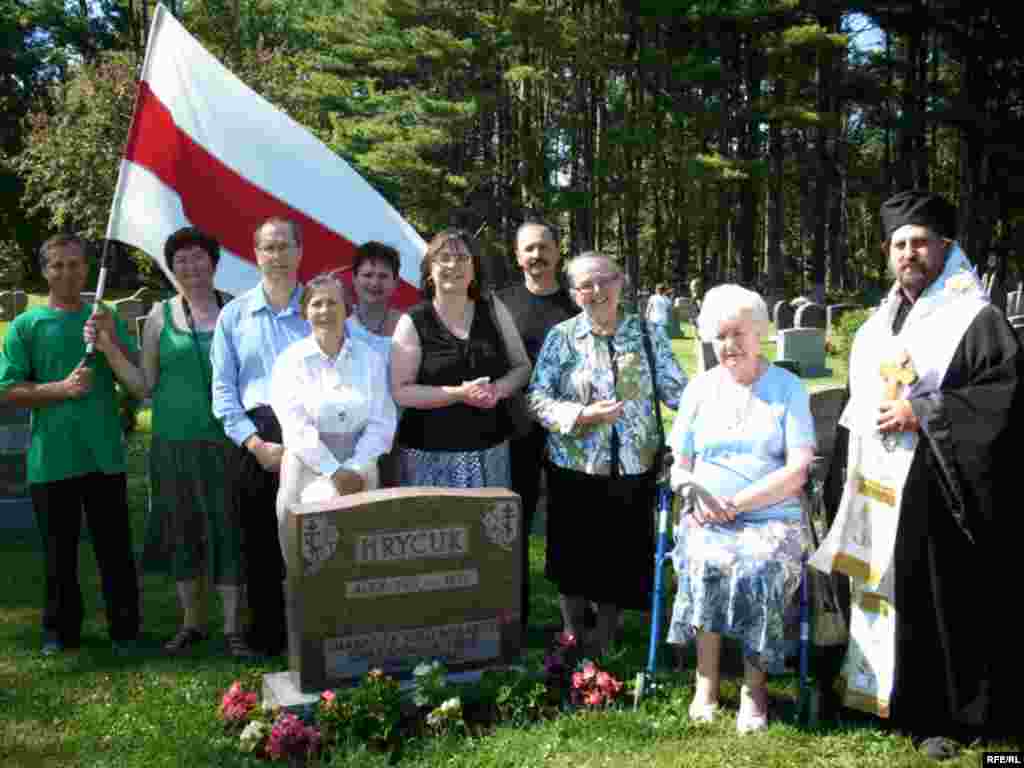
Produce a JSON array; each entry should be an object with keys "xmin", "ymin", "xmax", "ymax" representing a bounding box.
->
[{"xmin": 765, "ymin": 78, "xmax": 785, "ymax": 304}]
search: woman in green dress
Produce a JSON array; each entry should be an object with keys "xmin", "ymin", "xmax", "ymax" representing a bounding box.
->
[{"xmin": 141, "ymin": 228, "xmax": 256, "ymax": 658}]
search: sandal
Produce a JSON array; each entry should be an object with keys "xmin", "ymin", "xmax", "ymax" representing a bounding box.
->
[
  {"xmin": 224, "ymin": 633, "xmax": 260, "ymax": 659},
  {"xmin": 736, "ymin": 689, "xmax": 769, "ymax": 734},
  {"xmin": 163, "ymin": 627, "xmax": 207, "ymax": 655},
  {"xmin": 688, "ymin": 699, "xmax": 720, "ymax": 723}
]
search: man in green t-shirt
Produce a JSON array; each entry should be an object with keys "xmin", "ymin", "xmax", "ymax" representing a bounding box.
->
[{"xmin": 0, "ymin": 234, "xmax": 148, "ymax": 655}]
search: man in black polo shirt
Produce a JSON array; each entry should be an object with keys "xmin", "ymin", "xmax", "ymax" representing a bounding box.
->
[{"xmin": 497, "ymin": 221, "xmax": 579, "ymax": 633}]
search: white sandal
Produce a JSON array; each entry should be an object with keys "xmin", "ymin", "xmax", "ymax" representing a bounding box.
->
[
  {"xmin": 736, "ymin": 691, "xmax": 768, "ymax": 734},
  {"xmin": 688, "ymin": 699, "xmax": 720, "ymax": 723}
]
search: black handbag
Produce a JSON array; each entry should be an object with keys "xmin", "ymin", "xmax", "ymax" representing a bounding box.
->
[
  {"xmin": 801, "ymin": 481, "xmax": 849, "ymax": 648},
  {"xmin": 639, "ymin": 321, "xmax": 671, "ymax": 474}
]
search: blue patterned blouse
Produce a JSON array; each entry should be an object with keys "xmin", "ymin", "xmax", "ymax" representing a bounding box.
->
[{"xmin": 526, "ymin": 313, "xmax": 687, "ymax": 475}]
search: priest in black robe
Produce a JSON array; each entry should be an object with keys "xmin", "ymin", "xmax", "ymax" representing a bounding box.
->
[{"xmin": 824, "ymin": 191, "xmax": 1022, "ymax": 759}]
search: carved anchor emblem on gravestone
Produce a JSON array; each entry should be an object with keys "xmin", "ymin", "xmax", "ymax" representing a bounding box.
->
[
  {"xmin": 482, "ymin": 502, "xmax": 519, "ymax": 551},
  {"xmin": 302, "ymin": 514, "xmax": 340, "ymax": 575}
]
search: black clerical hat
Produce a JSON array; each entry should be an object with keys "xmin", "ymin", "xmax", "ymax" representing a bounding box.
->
[{"xmin": 880, "ymin": 190, "xmax": 957, "ymax": 240}]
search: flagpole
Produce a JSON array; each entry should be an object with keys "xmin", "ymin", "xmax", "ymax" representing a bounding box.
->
[{"xmin": 87, "ymin": 4, "xmax": 169, "ymax": 356}]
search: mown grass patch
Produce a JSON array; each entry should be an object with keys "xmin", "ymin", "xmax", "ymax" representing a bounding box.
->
[{"xmin": 4, "ymin": 309, "xmax": 1016, "ymax": 767}]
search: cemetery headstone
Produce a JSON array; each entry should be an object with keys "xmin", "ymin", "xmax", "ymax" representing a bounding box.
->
[
  {"xmin": 0, "ymin": 405, "xmax": 34, "ymax": 530},
  {"xmin": 1006, "ymin": 291, "xmax": 1022, "ymax": 317},
  {"xmin": 773, "ymin": 301, "xmax": 795, "ymax": 332},
  {"xmin": 113, "ymin": 298, "xmax": 147, "ymax": 338},
  {"xmin": 695, "ymin": 338, "xmax": 718, "ymax": 373},
  {"xmin": 795, "ymin": 302, "xmax": 827, "ymax": 330},
  {"xmin": 809, "ymin": 387, "xmax": 847, "ymax": 469},
  {"xmin": 265, "ymin": 487, "xmax": 523, "ymax": 702},
  {"xmin": 777, "ymin": 328, "xmax": 827, "ymax": 377},
  {"xmin": 826, "ymin": 303, "xmax": 860, "ymax": 334},
  {"xmin": 12, "ymin": 290, "xmax": 27, "ymax": 318},
  {"xmin": 773, "ymin": 359, "xmax": 801, "ymax": 376}
]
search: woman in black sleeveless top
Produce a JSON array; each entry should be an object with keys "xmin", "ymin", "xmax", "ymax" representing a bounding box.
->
[{"xmin": 390, "ymin": 230, "xmax": 531, "ymax": 487}]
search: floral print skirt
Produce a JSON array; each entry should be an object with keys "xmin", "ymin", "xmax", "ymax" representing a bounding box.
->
[
  {"xmin": 666, "ymin": 517, "xmax": 803, "ymax": 674},
  {"xmin": 397, "ymin": 442, "xmax": 511, "ymax": 489}
]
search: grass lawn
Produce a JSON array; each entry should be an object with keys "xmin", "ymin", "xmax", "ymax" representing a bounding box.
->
[{"xmin": 0, "ymin": 311, "xmax": 1011, "ymax": 767}]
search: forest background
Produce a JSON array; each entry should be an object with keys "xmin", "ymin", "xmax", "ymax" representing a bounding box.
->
[{"xmin": 2, "ymin": 0, "xmax": 1021, "ymax": 308}]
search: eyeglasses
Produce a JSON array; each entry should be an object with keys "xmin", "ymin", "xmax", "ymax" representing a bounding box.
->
[
  {"xmin": 573, "ymin": 274, "xmax": 622, "ymax": 295},
  {"xmin": 256, "ymin": 241, "xmax": 296, "ymax": 255},
  {"xmin": 434, "ymin": 251, "xmax": 472, "ymax": 267}
]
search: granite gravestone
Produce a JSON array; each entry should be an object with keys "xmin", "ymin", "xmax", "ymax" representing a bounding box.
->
[
  {"xmin": 0, "ymin": 291, "xmax": 28, "ymax": 322},
  {"xmin": 695, "ymin": 338, "xmax": 718, "ymax": 373},
  {"xmin": 272, "ymin": 487, "xmax": 522, "ymax": 697},
  {"xmin": 809, "ymin": 387, "xmax": 847, "ymax": 468},
  {"xmin": 773, "ymin": 301, "xmax": 795, "ymax": 332},
  {"xmin": 1006, "ymin": 290, "xmax": 1022, "ymax": 317},
  {"xmin": 0, "ymin": 405, "xmax": 33, "ymax": 530},
  {"xmin": 777, "ymin": 328, "xmax": 827, "ymax": 377},
  {"xmin": 795, "ymin": 302, "xmax": 827, "ymax": 330},
  {"xmin": 112, "ymin": 298, "xmax": 148, "ymax": 340}
]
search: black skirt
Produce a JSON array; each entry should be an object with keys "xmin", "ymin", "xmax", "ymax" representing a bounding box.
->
[{"xmin": 544, "ymin": 461, "xmax": 657, "ymax": 610}]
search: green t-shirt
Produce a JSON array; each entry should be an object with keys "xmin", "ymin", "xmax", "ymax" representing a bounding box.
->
[{"xmin": 0, "ymin": 304, "xmax": 136, "ymax": 484}]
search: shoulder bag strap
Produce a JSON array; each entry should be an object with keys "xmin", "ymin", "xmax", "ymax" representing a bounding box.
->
[{"xmin": 639, "ymin": 320, "xmax": 666, "ymax": 469}]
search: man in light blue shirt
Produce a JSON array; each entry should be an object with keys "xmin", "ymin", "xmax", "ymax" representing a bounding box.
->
[{"xmin": 211, "ymin": 216, "xmax": 310, "ymax": 656}]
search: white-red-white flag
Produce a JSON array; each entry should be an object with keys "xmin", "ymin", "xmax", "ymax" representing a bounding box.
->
[{"xmin": 106, "ymin": 3, "xmax": 424, "ymax": 305}]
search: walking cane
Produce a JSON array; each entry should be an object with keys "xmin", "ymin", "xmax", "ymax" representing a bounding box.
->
[{"xmin": 635, "ymin": 484, "xmax": 675, "ymax": 707}]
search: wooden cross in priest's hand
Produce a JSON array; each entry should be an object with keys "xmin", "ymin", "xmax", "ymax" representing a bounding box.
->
[{"xmin": 879, "ymin": 349, "xmax": 918, "ymax": 400}]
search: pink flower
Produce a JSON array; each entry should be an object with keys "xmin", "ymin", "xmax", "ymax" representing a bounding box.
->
[
  {"xmin": 595, "ymin": 671, "xmax": 622, "ymax": 696},
  {"xmin": 585, "ymin": 690, "xmax": 605, "ymax": 707},
  {"xmin": 556, "ymin": 631, "xmax": 577, "ymax": 648},
  {"xmin": 320, "ymin": 690, "xmax": 337, "ymax": 709},
  {"xmin": 571, "ymin": 671, "xmax": 585, "ymax": 689},
  {"xmin": 267, "ymin": 713, "xmax": 320, "ymax": 760},
  {"xmin": 219, "ymin": 681, "xmax": 258, "ymax": 723},
  {"xmin": 580, "ymin": 662, "xmax": 597, "ymax": 682}
]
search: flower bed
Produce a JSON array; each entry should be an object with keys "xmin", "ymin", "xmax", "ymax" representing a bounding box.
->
[{"xmin": 218, "ymin": 633, "xmax": 627, "ymax": 764}]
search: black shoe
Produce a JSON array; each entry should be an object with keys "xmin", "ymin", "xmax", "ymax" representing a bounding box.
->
[
  {"xmin": 224, "ymin": 633, "xmax": 260, "ymax": 659},
  {"xmin": 163, "ymin": 627, "xmax": 208, "ymax": 656},
  {"xmin": 41, "ymin": 631, "xmax": 63, "ymax": 656},
  {"xmin": 917, "ymin": 736, "xmax": 961, "ymax": 761}
]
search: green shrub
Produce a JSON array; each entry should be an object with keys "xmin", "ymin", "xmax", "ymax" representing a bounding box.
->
[{"xmin": 829, "ymin": 308, "xmax": 872, "ymax": 362}]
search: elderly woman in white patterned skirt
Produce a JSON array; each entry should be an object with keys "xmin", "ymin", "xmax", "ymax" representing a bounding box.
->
[{"xmin": 667, "ymin": 284, "xmax": 815, "ymax": 734}]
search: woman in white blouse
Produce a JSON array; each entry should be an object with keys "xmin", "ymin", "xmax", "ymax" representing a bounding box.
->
[{"xmin": 271, "ymin": 273, "xmax": 398, "ymax": 551}]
